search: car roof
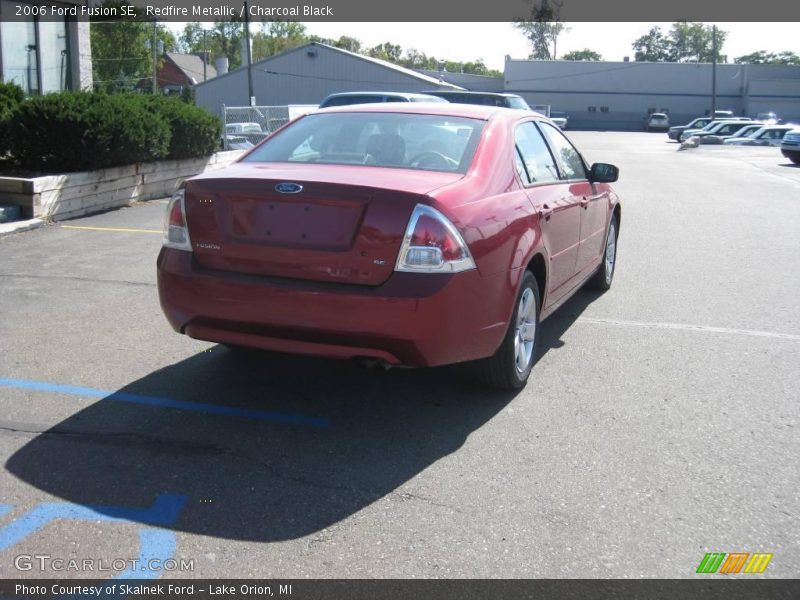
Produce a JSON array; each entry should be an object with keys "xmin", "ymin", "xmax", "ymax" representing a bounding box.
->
[
  {"xmin": 313, "ymin": 102, "xmax": 530, "ymax": 121},
  {"xmin": 423, "ymin": 90, "xmax": 524, "ymax": 99},
  {"xmin": 322, "ymin": 91, "xmax": 442, "ymax": 100}
]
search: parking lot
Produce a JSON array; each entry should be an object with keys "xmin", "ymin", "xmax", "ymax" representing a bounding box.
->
[{"xmin": 0, "ymin": 132, "xmax": 798, "ymax": 579}]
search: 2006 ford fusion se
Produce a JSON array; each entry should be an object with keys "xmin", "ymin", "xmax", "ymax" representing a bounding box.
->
[{"xmin": 157, "ymin": 103, "xmax": 621, "ymax": 390}]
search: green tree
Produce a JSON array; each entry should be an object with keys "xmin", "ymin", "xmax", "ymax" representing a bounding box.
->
[
  {"xmin": 178, "ymin": 21, "xmax": 244, "ymax": 70},
  {"xmin": 632, "ymin": 26, "xmax": 672, "ymax": 62},
  {"xmin": 560, "ymin": 48, "xmax": 602, "ymax": 61},
  {"xmin": 632, "ymin": 23, "xmax": 727, "ymax": 63},
  {"xmin": 735, "ymin": 50, "xmax": 800, "ymax": 65},
  {"xmin": 667, "ymin": 22, "xmax": 727, "ymax": 62},
  {"xmin": 90, "ymin": 1, "xmax": 176, "ymax": 92},
  {"xmin": 513, "ymin": 0, "xmax": 567, "ymax": 60},
  {"xmin": 252, "ymin": 21, "xmax": 308, "ymax": 61},
  {"xmin": 90, "ymin": 1, "xmax": 148, "ymax": 91},
  {"xmin": 368, "ymin": 42, "xmax": 403, "ymax": 62},
  {"xmin": 330, "ymin": 35, "xmax": 362, "ymax": 53}
]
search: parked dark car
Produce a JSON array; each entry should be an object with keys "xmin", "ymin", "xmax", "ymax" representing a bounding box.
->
[
  {"xmin": 318, "ymin": 92, "xmax": 447, "ymax": 108},
  {"xmin": 780, "ymin": 129, "xmax": 800, "ymax": 164},
  {"xmin": 158, "ymin": 104, "xmax": 621, "ymax": 390},
  {"xmin": 668, "ymin": 117, "xmax": 713, "ymax": 141},
  {"xmin": 423, "ymin": 90, "xmax": 531, "ymax": 110}
]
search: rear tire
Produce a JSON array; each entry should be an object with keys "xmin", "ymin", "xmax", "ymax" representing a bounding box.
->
[
  {"xmin": 477, "ymin": 271, "xmax": 540, "ymax": 391},
  {"xmin": 588, "ymin": 213, "xmax": 618, "ymax": 291}
]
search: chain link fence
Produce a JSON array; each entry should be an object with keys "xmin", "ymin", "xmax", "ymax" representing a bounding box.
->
[{"xmin": 221, "ymin": 105, "xmax": 318, "ymax": 150}]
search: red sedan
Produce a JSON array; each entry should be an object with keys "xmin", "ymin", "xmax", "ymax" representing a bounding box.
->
[{"xmin": 157, "ymin": 104, "xmax": 620, "ymax": 389}]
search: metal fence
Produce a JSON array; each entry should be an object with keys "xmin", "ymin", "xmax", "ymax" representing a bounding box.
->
[{"xmin": 221, "ymin": 105, "xmax": 318, "ymax": 150}]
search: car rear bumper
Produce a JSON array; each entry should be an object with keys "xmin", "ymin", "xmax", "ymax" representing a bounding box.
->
[{"xmin": 157, "ymin": 249, "xmax": 512, "ymax": 367}]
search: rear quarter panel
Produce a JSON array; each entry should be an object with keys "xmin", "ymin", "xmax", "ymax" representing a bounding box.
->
[{"xmin": 430, "ymin": 116, "xmax": 547, "ymax": 333}]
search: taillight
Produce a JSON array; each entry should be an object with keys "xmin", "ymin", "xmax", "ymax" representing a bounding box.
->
[
  {"xmin": 163, "ymin": 188, "xmax": 192, "ymax": 251},
  {"xmin": 395, "ymin": 204, "xmax": 476, "ymax": 273}
]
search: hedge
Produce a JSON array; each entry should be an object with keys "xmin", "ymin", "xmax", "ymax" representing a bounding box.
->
[
  {"xmin": 4, "ymin": 91, "xmax": 222, "ymax": 173},
  {"xmin": 0, "ymin": 81, "xmax": 25, "ymax": 158},
  {"xmin": 142, "ymin": 95, "xmax": 221, "ymax": 160}
]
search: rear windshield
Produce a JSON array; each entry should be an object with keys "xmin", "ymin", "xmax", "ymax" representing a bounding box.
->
[
  {"xmin": 506, "ymin": 97, "xmax": 531, "ymax": 110},
  {"xmin": 436, "ymin": 93, "xmax": 512, "ymax": 108},
  {"xmin": 242, "ymin": 112, "xmax": 485, "ymax": 174}
]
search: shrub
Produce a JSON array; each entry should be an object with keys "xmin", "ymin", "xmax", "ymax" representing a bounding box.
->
[
  {"xmin": 142, "ymin": 95, "xmax": 221, "ymax": 160},
  {"xmin": 6, "ymin": 91, "xmax": 221, "ymax": 173},
  {"xmin": 7, "ymin": 92, "xmax": 171, "ymax": 172},
  {"xmin": 0, "ymin": 81, "xmax": 25, "ymax": 158},
  {"xmin": 0, "ymin": 81, "xmax": 24, "ymax": 106}
]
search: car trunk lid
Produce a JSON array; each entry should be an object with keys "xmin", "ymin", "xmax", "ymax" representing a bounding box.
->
[{"xmin": 184, "ymin": 163, "xmax": 463, "ymax": 286}]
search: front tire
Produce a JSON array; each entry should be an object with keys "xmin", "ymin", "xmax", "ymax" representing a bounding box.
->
[
  {"xmin": 588, "ymin": 213, "xmax": 618, "ymax": 291},
  {"xmin": 477, "ymin": 271, "xmax": 540, "ymax": 390}
]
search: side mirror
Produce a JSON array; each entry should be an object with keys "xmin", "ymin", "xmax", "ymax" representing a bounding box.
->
[{"xmin": 589, "ymin": 162, "xmax": 619, "ymax": 183}]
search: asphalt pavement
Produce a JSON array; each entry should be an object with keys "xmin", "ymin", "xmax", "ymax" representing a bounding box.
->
[{"xmin": 0, "ymin": 133, "xmax": 798, "ymax": 579}]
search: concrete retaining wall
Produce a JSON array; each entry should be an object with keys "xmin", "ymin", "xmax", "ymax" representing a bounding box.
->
[{"xmin": 0, "ymin": 150, "xmax": 245, "ymax": 221}]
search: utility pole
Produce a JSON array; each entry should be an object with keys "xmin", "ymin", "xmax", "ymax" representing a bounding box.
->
[
  {"xmin": 203, "ymin": 29, "xmax": 207, "ymax": 81},
  {"xmin": 711, "ymin": 24, "xmax": 717, "ymax": 115},
  {"xmin": 151, "ymin": 20, "xmax": 158, "ymax": 94},
  {"xmin": 244, "ymin": 1, "xmax": 254, "ymax": 105}
]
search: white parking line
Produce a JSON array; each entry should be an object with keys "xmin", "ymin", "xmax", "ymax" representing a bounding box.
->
[{"xmin": 577, "ymin": 317, "xmax": 800, "ymax": 342}]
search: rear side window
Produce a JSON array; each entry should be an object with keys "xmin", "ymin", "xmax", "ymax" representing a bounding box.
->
[
  {"xmin": 537, "ymin": 122, "xmax": 588, "ymax": 180},
  {"xmin": 514, "ymin": 122, "xmax": 559, "ymax": 184}
]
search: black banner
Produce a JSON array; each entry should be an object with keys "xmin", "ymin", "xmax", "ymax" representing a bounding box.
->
[
  {"xmin": 1, "ymin": 580, "xmax": 800, "ymax": 600},
  {"xmin": 2, "ymin": 0, "xmax": 800, "ymax": 21}
]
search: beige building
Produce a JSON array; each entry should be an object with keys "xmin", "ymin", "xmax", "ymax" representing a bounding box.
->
[{"xmin": 0, "ymin": 0, "xmax": 92, "ymax": 94}]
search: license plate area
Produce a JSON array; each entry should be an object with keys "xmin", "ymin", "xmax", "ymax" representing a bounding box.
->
[{"xmin": 229, "ymin": 198, "xmax": 364, "ymax": 251}]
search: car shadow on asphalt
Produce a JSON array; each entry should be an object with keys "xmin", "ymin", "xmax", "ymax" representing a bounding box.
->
[{"xmin": 5, "ymin": 289, "xmax": 599, "ymax": 543}]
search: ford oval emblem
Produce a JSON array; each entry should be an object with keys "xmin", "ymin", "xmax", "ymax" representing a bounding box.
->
[{"xmin": 275, "ymin": 182, "xmax": 303, "ymax": 194}]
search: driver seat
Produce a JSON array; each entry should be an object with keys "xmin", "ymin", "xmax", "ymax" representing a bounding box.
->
[{"xmin": 365, "ymin": 134, "xmax": 406, "ymax": 166}]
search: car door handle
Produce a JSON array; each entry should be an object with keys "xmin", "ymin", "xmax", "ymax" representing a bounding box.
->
[
  {"xmin": 581, "ymin": 194, "xmax": 605, "ymax": 208},
  {"xmin": 538, "ymin": 205, "xmax": 553, "ymax": 220}
]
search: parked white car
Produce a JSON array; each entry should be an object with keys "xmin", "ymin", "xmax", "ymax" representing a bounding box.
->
[
  {"xmin": 679, "ymin": 119, "xmax": 752, "ymax": 142},
  {"xmin": 723, "ymin": 125, "xmax": 796, "ymax": 146},
  {"xmin": 550, "ymin": 111, "xmax": 569, "ymax": 130}
]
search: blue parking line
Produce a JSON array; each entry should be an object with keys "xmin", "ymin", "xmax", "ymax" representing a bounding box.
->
[
  {"xmin": 0, "ymin": 505, "xmax": 11, "ymax": 519},
  {"xmin": 0, "ymin": 377, "xmax": 329, "ymax": 428},
  {"xmin": 0, "ymin": 493, "xmax": 187, "ymax": 552}
]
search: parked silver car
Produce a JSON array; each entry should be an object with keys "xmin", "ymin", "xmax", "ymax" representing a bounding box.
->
[
  {"xmin": 723, "ymin": 125, "xmax": 796, "ymax": 146},
  {"xmin": 645, "ymin": 112, "xmax": 670, "ymax": 132}
]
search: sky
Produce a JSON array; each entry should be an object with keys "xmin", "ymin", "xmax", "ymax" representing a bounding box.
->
[
  {"xmin": 166, "ymin": 22, "xmax": 800, "ymax": 72},
  {"xmin": 299, "ymin": 22, "xmax": 800, "ymax": 71}
]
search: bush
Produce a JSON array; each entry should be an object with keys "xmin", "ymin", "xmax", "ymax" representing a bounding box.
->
[
  {"xmin": 7, "ymin": 92, "xmax": 171, "ymax": 172},
  {"xmin": 5, "ymin": 91, "xmax": 222, "ymax": 173},
  {"xmin": 142, "ymin": 95, "xmax": 221, "ymax": 160},
  {"xmin": 0, "ymin": 81, "xmax": 25, "ymax": 158}
]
